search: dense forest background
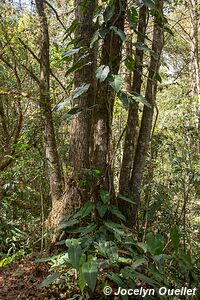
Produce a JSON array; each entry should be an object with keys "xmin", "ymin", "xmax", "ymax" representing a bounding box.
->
[{"xmin": 0, "ymin": 0, "xmax": 200, "ymax": 299}]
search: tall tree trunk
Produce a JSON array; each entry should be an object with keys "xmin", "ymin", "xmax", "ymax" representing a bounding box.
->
[
  {"xmin": 118, "ymin": 5, "xmax": 148, "ymax": 226},
  {"xmin": 35, "ymin": 0, "xmax": 63, "ymax": 227},
  {"xmin": 44, "ymin": 0, "xmax": 98, "ymax": 240},
  {"xmin": 130, "ymin": 0, "xmax": 164, "ymax": 226},
  {"xmin": 189, "ymin": 0, "xmax": 200, "ymax": 156},
  {"xmin": 92, "ymin": 0, "xmax": 127, "ymax": 197},
  {"xmin": 69, "ymin": 0, "xmax": 97, "ymax": 200}
]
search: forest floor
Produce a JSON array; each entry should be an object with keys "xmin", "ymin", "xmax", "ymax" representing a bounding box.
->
[{"xmin": 0, "ymin": 254, "xmax": 52, "ymax": 300}]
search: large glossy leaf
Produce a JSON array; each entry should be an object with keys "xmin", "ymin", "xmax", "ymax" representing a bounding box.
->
[
  {"xmin": 71, "ymin": 83, "xmax": 90, "ymax": 99},
  {"xmin": 110, "ymin": 26, "xmax": 126, "ymax": 42},
  {"xmin": 128, "ymin": 91, "xmax": 152, "ymax": 108},
  {"xmin": 108, "ymin": 75, "xmax": 123, "ymax": 93},
  {"xmin": 146, "ymin": 232, "xmax": 165, "ymax": 255},
  {"xmin": 96, "ymin": 201, "xmax": 108, "ymax": 218},
  {"xmin": 66, "ymin": 239, "xmax": 82, "ymax": 268},
  {"xmin": 117, "ymin": 91, "xmax": 129, "ymax": 110},
  {"xmin": 133, "ymin": 42, "xmax": 154, "ymax": 54},
  {"xmin": 37, "ymin": 272, "xmax": 61, "ymax": 288},
  {"xmin": 100, "ymin": 190, "xmax": 110, "ymax": 204},
  {"xmin": 109, "ymin": 205, "xmax": 126, "ymax": 221},
  {"xmin": 103, "ymin": 4, "xmax": 115, "ymax": 23},
  {"xmin": 104, "ymin": 221, "xmax": 125, "ymax": 236},
  {"xmin": 57, "ymin": 83, "xmax": 90, "ymax": 111},
  {"xmin": 80, "ymin": 201, "xmax": 94, "ymax": 218},
  {"xmin": 82, "ymin": 261, "xmax": 98, "ymax": 291},
  {"xmin": 96, "ymin": 65, "xmax": 110, "ymax": 82}
]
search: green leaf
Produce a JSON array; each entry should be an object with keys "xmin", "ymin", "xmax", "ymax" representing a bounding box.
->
[
  {"xmin": 146, "ymin": 233, "xmax": 165, "ymax": 256},
  {"xmin": 79, "ymin": 269, "xmax": 86, "ymax": 293},
  {"xmin": 71, "ymin": 83, "xmax": 90, "ymax": 99},
  {"xmin": 61, "ymin": 48, "xmax": 81, "ymax": 59},
  {"xmin": 164, "ymin": 26, "xmax": 174, "ymax": 35},
  {"xmin": 90, "ymin": 30, "xmax": 100, "ymax": 48},
  {"xmin": 107, "ymin": 245, "xmax": 119, "ymax": 261},
  {"xmin": 57, "ymin": 83, "xmax": 90, "ymax": 111},
  {"xmin": 93, "ymin": 5, "xmax": 105, "ymax": 22},
  {"xmin": 108, "ymin": 272, "xmax": 126, "ymax": 287},
  {"xmin": 133, "ymin": 42, "xmax": 154, "ymax": 54},
  {"xmin": 96, "ymin": 65, "xmax": 110, "ymax": 82},
  {"xmin": 66, "ymin": 105, "xmax": 83, "ymax": 118},
  {"xmin": 128, "ymin": 91, "xmax": 152, "ymax": 108},
  {"xmin": 132, "ymin": 270, "xmax": 158, "ymax": 287},
  {"xmin": 65, "ymin": 60, "xmax": 92, "ymax": 76},
  {"xmin": 82, "ymin": 261, "xmax": 98, "ymax": 291},
  {"xmin": 118, "ymin": 194, "xmax": 136, "ymax": 205},
  {"xmin": 109, "ymin": 205, "xmax": 126, "ymax": 221},
  {"xmin": 96, "ymin": 202, "xmax": 108, "ymax": 218},
  {"xmin": 117, "ymin": 91, "xmax": 129, "ymax": 110},
  {"xmin": 59, "ymin": 218, "xmax": 79, "ymax": 229},
  {"xmin": 108, "ymin": 74, "xmax": 123, "ymax": 93},
  {"xmin": 103, "ymin": 4, "xmax": 115, "ymax": 23},
  {"xmin": 100, "ymin": 190, "xmax": 110, "ymax": 204},
  {"xmin": 37, "ymin": 272, "xmax": 61, "ymax": 288},
  {"xmin": 155, "ymin": 72, "xmax": 162, "ymax": 83},
  {"xmin": 56, "ymin": 97, "xmax": 71, "ymax": 111},
  {"xmin": 132, "ymin": 258, "xmax": 147, "ymax": 269},
  {"xmin": 127, "ymin": 8, "xmax": 138, "ymax": 29},
  {"xmin": 64, "ymin": 20, "xmax": 79, "ymax": 40},
  {"xmin": 104, "ymin": 221, "xmax": 125, "ymax": 236},
  {"xmin": 170, "ymin": 227, "xmax": 180, "ymax": 251},
  {"xmin": 66, "ymin": 239, "xmax": 82, "ymax": 269},
  {"xmin": 125, "ymin": 56, "xmax": 135, "ymax": 71},
  {"xmin": 80, "ymin": 223, "xmax": 97, "ymax": 236},
  {"xmin": 80, "ymin": 201, "xmax": 94, "ymax": 218},
  {"xmin": 110, "ymin": 26, "xmax": 126, "ymax": 42},
  {"xmin": 142, "ymin": 0, "xmax": 156, "ymax": 10}
]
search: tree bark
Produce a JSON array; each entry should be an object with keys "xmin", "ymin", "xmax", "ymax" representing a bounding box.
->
[
  {"xmin": 118, "ymin": 5, "xmax": 148, "ymax": 226},
  {"xmin": 43, "ymin": 0, "xmax": 98, "ymax": 239},
  {"xmin": 189, "ymin": 0, "xmax": 200, "ymax": 156},
  {"xmin": 92, "ymin": 0, "xmax": 127, "ymax": 196},
  {"xmin": 69, "ymin": 0, "xmax": 97, "ymax": 199},
  {"xmin": 35, "ymin": 0, "xmax": 63, "ymax": 221},
  {"xmin": 130, "ymin": 0, "xmax": 164, "ymax": 226}
]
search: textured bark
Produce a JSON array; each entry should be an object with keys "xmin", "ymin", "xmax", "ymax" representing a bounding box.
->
[
  {"xmin": 130, "ymin": 0, "xmax": 164, "ymax": 225},
  {"xmin": 35, "ymin": 0, "xmax": 63, "ymax": 206},
  {"xmin": 118, "ymin": 5, "xmax": 148, "ymax": 225},
  {"xmin": 70, "ymin": 0, "xmax": 97, "ymax": 179},
  {"xmin": 0, "ymin": 96, "xmax": 23, "ymax": 171},
  {"xmin": 92, "ymin": 0, "xmax": 127, "ymax": 195},
  {"xmin": 189, "ymin": 0, "xmax": 200, "ymax": 156},
  {"xmin": 44, "ymin": 0, "xmax": 98, "ymax": 240}
]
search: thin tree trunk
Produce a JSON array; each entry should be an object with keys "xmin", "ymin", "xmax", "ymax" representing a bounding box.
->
[
  {"xmin": 189, "ymin": 0, "xmax": 200, "ymax": 156},
  {"xmin": 130, "ymin": 0, "xmax": 164, "ymax": 225},
  {"xmin": 35, "ymin": 0, "xmax": 63, "ymax": 228},
  {"xmin": 92, "ymin": 0, "xmax": 127, "ymax": 196},
  {"xmin": 118, "ymin": 5, "xmax": 148, "ymax": 226}
]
